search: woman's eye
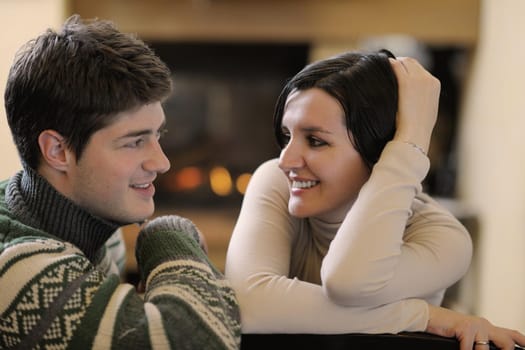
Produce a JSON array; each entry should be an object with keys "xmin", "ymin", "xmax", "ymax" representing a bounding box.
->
[
  {"xmin": 308, "ymin": 136, "xmax": 327, "ymax": 147},
  {"xmin": 280, "ymin": 132, "xmax": 291, "ymax": 146}
]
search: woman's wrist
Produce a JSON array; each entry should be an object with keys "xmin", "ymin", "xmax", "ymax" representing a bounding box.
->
[
  {"xmin": 402, "ymin": 141, "xmax": 427, "ymax": 156},
  {"xmin": 393, "ymin": 130, "xmax": 431, "ymax": 156},
  {"xmin": 426, "ymin": 304, "xmax": 438, "ymax": 334},
  {"xmin": 425, "ymin": 305, "xmax": 456, "ymax": 338}
]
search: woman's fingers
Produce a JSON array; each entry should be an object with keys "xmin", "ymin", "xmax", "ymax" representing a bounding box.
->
[
  {"xmin": 488, "ymin": 327, "xmax": 525, "ymax": 350},
  {"xmin": 427, "ymin": 306, "xmax": 525, "ymax": 350},
  {"xmin": 389, "ymin": 56, "xmax": 440, "ymax": 154},
  {"xmin": 455, "ymin": 317, "xmax": 490, "ymax": 350}
]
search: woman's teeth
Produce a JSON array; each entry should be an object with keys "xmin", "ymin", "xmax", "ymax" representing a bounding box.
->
[
  {"xmin": 132, "ymin": 183, "xmax": 150, "ymax": 189},
  {"xmin": 292, "ymin": 180, "xmax": 318, "ymax": 189}
]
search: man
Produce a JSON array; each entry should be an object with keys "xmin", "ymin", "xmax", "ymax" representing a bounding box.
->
[{"xmin": 0, "ymin": 15, "xmax": 240, "ymax": 349}]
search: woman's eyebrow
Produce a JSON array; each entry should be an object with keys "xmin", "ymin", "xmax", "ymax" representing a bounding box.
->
[{"xmin": 301, "ymin": 126, "xmax": 333, "ymax": 134}]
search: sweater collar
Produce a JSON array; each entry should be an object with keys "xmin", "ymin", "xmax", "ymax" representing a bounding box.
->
[{"xmin": 5, "ymin": 166, "xmax": 120, "ymax": 261}]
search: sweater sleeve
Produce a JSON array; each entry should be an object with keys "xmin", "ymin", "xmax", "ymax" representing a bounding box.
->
[
  {"xmin": 225, "ymin": 158, "xmax": 430, "ymax": 334},
  {"xmin": 0, "ymin": 227, "xmax": 241, "ymax": 349},
  {"xmin": 320, "ymin": 141, "xmax": 473, "ymax": 307}
]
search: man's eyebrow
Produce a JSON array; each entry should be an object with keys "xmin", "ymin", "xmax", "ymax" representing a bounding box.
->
[
  {"xmin": 117, "ymin": 121, "xmax": 167, "ymax": 140},
  {"xmin": 118, "ymin": 129, "xmax": 153, "ymax": 139}
]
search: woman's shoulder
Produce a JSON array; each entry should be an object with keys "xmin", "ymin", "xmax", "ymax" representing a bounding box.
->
[
  {"xmin": 243, "ymin": 158, "xmax": 291, "ymax": 215},
  {"xmin": 249, "ymin": 158, "xmax": 287, "ymax": 189},
  {"xmin": 254, "ymin": 158, "xmax": 281, "ymax": 174}
]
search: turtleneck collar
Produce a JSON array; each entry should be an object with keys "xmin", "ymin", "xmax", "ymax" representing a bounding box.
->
[
  {"xmin": 289, "ymin": 216, "xmax": 342, "ymax": 285},
  {"xmin": 5, "ymin": 166, "xmax": 120, "ymax": 262}
]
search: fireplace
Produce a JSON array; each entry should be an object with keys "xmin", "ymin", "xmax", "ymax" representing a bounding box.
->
[
  {"xmin": 149, "ymin": 42, "xmax": 310, "ymax": 209},
  {"xmin": 125, "ymin": 40, "xmax": 468, "ymax": 276},
  {"xmin": 149, "ymin": 41, "xmax": 465, "ymax": 210}
]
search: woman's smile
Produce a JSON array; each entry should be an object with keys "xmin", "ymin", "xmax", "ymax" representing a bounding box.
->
[{"xmin": 278, "ymin": 88, "xmax": 370, "ymax": 220}]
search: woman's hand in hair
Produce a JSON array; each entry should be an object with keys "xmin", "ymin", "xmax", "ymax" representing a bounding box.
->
[
  {"xmin": 389, "ymin": 57, "xmax": 440, "ymax": 155},
  {"xmin": 426, "ymin": 304, "xmax": 525, "ymax": 350}
]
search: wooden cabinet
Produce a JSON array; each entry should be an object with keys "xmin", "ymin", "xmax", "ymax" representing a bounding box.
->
[{"xmin": 69, "ymin": 0, "xmax": 479, "ymax": 46}]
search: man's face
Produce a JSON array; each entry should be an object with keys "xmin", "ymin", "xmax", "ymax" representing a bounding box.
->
[{"xmin": 66, "ymin": 102, "xmax": 170, "ymax": 224}]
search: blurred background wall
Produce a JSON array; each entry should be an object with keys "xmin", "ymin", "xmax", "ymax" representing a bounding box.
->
[
  {"xmin": 1, "ymin": 0, "xmax": 523, "ymax": 333},
  {"xmin": 0, "ymin": 0, "xmax": 66, "ymax": 179},
  {"xmin": 458, "ymin": 0, "xmax": 525, "ymax": 331}
]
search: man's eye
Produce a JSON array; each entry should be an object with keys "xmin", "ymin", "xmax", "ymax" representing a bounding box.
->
[
  {"xmin": 157, "ymin": 128, "xmax": 168, "ymax": 140},
  {"xmin": 126, "ymin": 138, "xmax": 144, "ymax": 148}
]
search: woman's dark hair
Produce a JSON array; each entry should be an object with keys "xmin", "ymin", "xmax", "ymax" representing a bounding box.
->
[
  {"xmin": 4, "ymin": 15, "xmax": 173, "ymax": 169},
  {"xmin": 273, "ymin": 49, "xmax": 398, "ymax": 169}
]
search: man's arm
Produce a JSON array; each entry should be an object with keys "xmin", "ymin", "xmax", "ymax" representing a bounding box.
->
[{"xmin": 0, "ymin": 218, "xmax": 240, "ymax": 350}]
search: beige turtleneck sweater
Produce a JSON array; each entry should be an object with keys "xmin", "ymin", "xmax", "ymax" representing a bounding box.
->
[{"xmin": 225, "ymin": 140, "xmax": 472, "ymax": 334}]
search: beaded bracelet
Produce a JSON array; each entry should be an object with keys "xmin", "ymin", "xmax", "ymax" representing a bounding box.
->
[{"xmin": 403, "ymin": 141, "xmax": 427, "ymax": 156}]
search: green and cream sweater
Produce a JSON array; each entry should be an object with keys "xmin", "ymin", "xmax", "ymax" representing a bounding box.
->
[{"xmin": 0, "ymin": 168, "xmax": 241, "ymax": 349}]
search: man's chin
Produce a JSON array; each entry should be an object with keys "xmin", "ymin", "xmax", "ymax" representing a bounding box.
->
[
  {"xmin": 112, "ymin": 209, "xmax": 154, "ymax": 226},
  {"xmin": 132, "ymin": 211, "xmax": 154, "ymax": 225}
]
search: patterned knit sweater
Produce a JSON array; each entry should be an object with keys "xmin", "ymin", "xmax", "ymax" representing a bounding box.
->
[{"xmin": 0, "ymin": 168, "xmax": 241, "ymax": 349}]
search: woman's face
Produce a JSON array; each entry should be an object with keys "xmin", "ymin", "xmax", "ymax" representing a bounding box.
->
[{"xmin": 278, "ymin": 88, "xmax": 370, "ymax": 222}]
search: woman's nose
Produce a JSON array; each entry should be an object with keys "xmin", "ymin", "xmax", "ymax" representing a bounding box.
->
[{"xmin": 278, "ymin": 140, "xmax": 304, "ymax": 171}]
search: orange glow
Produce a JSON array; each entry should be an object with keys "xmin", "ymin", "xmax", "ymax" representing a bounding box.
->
[
  {"xmin": 174, "ymin": 166, "xmax": 203, "ymax": 191},
  {"xmin": 209, "ymin": 166, "xmax": 232, "ymax": 196},
  {"xmin": 235, "ymin": 173, "xmax": 252, "ymax": 194}
]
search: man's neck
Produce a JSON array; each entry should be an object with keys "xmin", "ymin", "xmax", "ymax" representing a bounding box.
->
[{"xmin": 5, "ymin": 167, "xmax": 119, "ymax": 262}]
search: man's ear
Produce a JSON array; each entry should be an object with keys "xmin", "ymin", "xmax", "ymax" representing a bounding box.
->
[{"xmin": 38, "ymin": 130, "xmax": 74, "ymax": 171}]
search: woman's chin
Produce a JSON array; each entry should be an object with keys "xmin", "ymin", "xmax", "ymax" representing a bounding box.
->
[{"xmin": 288, "ymin": 203, "xmax": 316, "ymax": 218}]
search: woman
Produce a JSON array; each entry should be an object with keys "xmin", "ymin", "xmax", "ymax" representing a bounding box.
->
[{"xmin": 225, "ymin": 50, "xmax": 525, "ymax": 349}]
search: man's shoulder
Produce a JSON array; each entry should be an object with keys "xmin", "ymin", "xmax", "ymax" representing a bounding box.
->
[
  {"xmin": 0, "ymin": 205, "xmax": 50, "ymax": 246},
  {"xmin": 1, "ymin": 234, "xmax": 82, "ymax": 257},
  {"xmin": 0, "ymin": 178, "xmax": 8, "ymax": 206},
  {"xmin": 0, "ymin": 206, "xmax": 78, "ymax": 258},
  {"xmin": 0, "ymin": 178, "xmax": 8, "ymax": 188}
]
